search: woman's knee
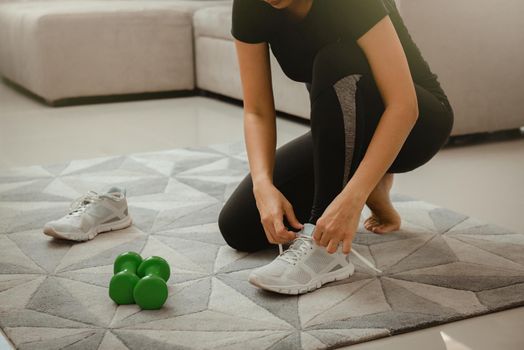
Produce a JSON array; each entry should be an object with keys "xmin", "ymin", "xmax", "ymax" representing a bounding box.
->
[
  {"xmin": 217, "ymin": 194, "xmax": 269, "ymax": 253},
  {"xmin": 218, "ymin": 202, "xmax": 246, "ymax": 250}
]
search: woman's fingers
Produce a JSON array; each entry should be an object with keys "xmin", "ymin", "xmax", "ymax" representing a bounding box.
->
[
  {"xmin": 261, "ymin": 216, "xmax": 278, "ymax": 244},
  {"xmin": 312, "ymin": 220, "xmax": 323, "ymax": 242},
  {"xmin": 274, "ymin": 219, "xmax": 296, "ymax": 242},
  {"xmin": 342, "ymin": 239, "xmax": 352, "ymax": 255},
  {"xmin": 256, "ymin": 188, "xmax": 300, "ymax": 245},
  {"xmin": 262, "ymin": 222, "xmax": 276, "ymax": 243},
  {"xmin": 312, "ymin": 228, "xmax": 322, "ymax": 243},
  {"xmin": 326, "ymin": 240, "xmax": 339, "ymax": 254},
  {"xmin": 283, "ymin": 202, "xmax": 303, "ymax": 230},
  {"xmin": 319, "ymin": 230, "xmax": 331, "ymax": 247}
]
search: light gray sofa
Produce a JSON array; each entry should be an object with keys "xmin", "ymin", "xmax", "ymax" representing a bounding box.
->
[
  {"xmin": 0, "ymin": 0, "xmax": 230, "ymax": 102},
  {"xmin": 0, "ymin": 0, "xmax": 523, "ymax": 137}
]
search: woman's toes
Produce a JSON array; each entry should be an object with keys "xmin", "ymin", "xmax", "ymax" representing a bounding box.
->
[
  {"xmin": 363, "ymin": 217, "xmax": 370, "ymax": 229},
  {"xmin": 364, "ymin": 214, "xmax": 401, "ymax": 234},
  {"xmin": 371, "ymin": 224, "xmax": 382, "ymax": 233},
  {"xmin": 364, "ymin": 216, "xmax": 400, "ymax": 233},
  {"xmin": 364, "ymin": 216, "xmax": 377, "ymax": 230},
  {"xmin": 375, "ymin": 222, "xmax": 400, "ymax": 234},
  {"xmin": 364, "ymin": 218, "xmax": 378, "ymax": 232},
  {"xmin": 373, "ymin": 224, "xmax": 387, "ymax": 233}
]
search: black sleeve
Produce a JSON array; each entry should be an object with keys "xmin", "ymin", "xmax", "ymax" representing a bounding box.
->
[
  {"xmin": 340, "ymin": 0, "xmax": 391, "ymax": 41},
  {"xmin": 231, "ymin": 0, "xmax": 272, "ymax": 44}
]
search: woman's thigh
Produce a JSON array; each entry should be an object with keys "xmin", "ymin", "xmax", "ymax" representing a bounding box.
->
[
  {"xmin": 391, "ymin": 85, "xmax": 454, "ymax": 172},
  {"xmin": 218, "ymin": 131, "xmax": 315, "ymax": 252},
  {"xmin": 355, "ymin": 75, "xmax": 454, "ymax": 174}
]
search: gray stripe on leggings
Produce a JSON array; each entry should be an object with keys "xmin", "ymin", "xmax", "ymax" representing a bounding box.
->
[{"xmin": 333, "ymin": 74, "xmax": 363, "ymax": 188}]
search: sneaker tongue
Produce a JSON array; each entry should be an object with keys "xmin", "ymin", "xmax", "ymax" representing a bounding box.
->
[
  {"xmin": 301, "ymin": 223, "xmax": 316, "ymax": 237},
  {"xmin": 106, "ymin": 187, "xmax": 125, "ymax": 198},
  {"xmin": 287, "ymin": 225, "xmax": 315, "ymax": 251},
  {"xmin": 107, "ymin": 186, "xmax": 122, "ymax": 194}
]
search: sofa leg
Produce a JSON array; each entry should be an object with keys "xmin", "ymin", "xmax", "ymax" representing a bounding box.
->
[{"xmin": 447, "ymin": 128, "xmax": 523, "ymax": 147}]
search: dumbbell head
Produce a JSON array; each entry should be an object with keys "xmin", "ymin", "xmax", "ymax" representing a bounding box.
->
[
  {"xmin": 113, "ymin": 251, "xmax": 142, "ymax": 274},
  {"xmin": 134, "ymin": 256, "xmax": 170, "ymax": 310},
  {"xmin": 136, "ymin": 256, "xmax": 170, "ymax": 281},
  {"xmin": 109, "ymin": 251, "xmax": 142, "ymax": 305},
  {"xmin": 133, "ymin": 275, "xmax": 168, "ymax": 310}
]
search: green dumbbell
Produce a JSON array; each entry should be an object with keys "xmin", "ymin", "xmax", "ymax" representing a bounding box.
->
[
  {"xmin": 134, "ymin": 256, "xmax": 171, "ymax": 310},
  {"xmin": 109, "ymin": 251, "xmax": 143, "ymax": 305}
]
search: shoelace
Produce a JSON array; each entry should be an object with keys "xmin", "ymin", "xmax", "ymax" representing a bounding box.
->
[
  {"xmin": 351, "ymin": 247, "xmax": 382, "ymax": 274},
  {"xmin": 277, "ymin": 234, "xmax": 312, "ymax": 265},
  {"xmin": 277, "ymin": 237, "xmax": 383, "ymax": 274},
  {"xmin": 67, "ymin": 190, "xmax": 101, "ymax": 216}
]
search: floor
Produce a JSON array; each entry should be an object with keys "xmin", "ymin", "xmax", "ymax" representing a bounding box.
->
[{"xmin": 0, "ymin": 80, "xmax": 523, "ymax": 350}]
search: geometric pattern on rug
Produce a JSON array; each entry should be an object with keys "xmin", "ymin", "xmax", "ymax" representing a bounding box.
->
[{"xmin": 1, "ymin": 139, "xmax": 523, "ymax": 350}]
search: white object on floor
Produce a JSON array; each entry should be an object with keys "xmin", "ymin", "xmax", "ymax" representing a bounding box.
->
[
  {"xmin": 440, "ymin": 331, "xmax": 473, "ymax": 350},
  {"xmin": 43, "ymin": 186, "xmax": 132, "ymax": 241},
  {"xmin": 0, "ymin": 330, "xmax": 13, "ymax": 350},
  {"xmin": 250, "ymin": 223, "xmax": 381, "ymax": 295}
]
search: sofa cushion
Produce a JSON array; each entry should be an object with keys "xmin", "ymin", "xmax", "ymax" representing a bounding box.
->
[
  {"xmin": 0, "ymin": 0, "xmax": 230, "ymax": 103},
  {"xmin": 193, "ymin": 5, "xmax": 233, "ymax": 41}
]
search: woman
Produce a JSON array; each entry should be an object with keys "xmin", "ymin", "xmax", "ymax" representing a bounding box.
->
[{"xmin": 218, "ymin": 0, "xmax": 454, "ymax": 295}]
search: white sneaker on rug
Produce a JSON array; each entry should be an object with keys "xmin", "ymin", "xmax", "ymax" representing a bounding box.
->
[
  {"xmin": 43, "ymin": 186, "xmax": 132, "ymax": 241},
  {"xmin": 248, "ymin": 223, "xmax": 381, "ymax": 295}
]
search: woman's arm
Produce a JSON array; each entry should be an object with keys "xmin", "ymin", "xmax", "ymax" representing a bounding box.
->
[
  {"xmin": 234, "ymin": 39, "xmax": 277, "ymax": 189},
  {"xmin": 340, "ymin": 15, "xmax": 419, "ymax": 205},
  {"xmin": 234, "ymin": 38, "xmax": 302, "ymax": 244},
  {"xmin": 313, "ymin": 14, "xmax": 419, "ymax": 254}
]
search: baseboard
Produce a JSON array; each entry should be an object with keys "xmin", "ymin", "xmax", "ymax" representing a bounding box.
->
[
  {"xmin": 2, "ymin": 77, "xmax": 520, "ymax": 145},
  {"xmin": 49, "ymin": 90, "xmax": 196, "ymax": 107},
  {"xmin": 446, "ymin": 128, "xmax": 524, "ymax": 148}
]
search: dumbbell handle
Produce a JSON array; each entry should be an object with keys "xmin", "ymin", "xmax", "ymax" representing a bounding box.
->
[
  {"xmin": 141, "ymin": 265, "xmax": 167, "ymax": 281},
  {"xmin": 118, "ymin": 261, "xmax": 138, "ymax": 274},
  {"xmin": 137, "ymin": 256, "xmax": 170, "ymax": 282}
]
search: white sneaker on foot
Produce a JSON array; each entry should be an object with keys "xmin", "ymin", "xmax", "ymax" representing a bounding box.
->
[
  {"xmin": 43, "ymin": 186, "xmax": 132, "ymax": 241},
  {"xmin": 248, "ymin": 223, "xmax": 381, "ymax": 295}
]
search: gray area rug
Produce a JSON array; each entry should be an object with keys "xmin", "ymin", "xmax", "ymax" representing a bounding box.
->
[{"xmin": 1, "ymin": 139, "xmax": 524, "ymax": 350}]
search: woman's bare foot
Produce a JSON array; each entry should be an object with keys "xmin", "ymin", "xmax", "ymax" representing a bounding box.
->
[{"xmin": 364, "ymin": 173, "xmax": 401, "ymax": 234}]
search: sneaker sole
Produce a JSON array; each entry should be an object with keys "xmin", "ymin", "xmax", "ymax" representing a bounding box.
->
[
  {"xmin": 248, "ymin": 263, "xmax": 355, "ymax": 295},
  {"xmin": 43, "ymin": 215, "xmax": 133, "ymax": 242}
]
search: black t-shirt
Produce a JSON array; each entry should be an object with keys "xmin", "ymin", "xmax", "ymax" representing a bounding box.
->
[{"xmin": 231, "ymin": 0, "xmax": 451, "ymax": 110}]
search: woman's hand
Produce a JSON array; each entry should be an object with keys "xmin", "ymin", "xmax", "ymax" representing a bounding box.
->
[
  {"xmin": 253, "ymin": 181, "xmax": 304, "ymax": 245},
  {"xmin": 313, "ymin": 193, "xmax": 365, "ymax": 254}
]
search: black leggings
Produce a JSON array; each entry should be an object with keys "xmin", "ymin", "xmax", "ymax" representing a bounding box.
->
[{"xmin": 218, "ymin": 41, "xmax": 454, "ymax": 252}]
